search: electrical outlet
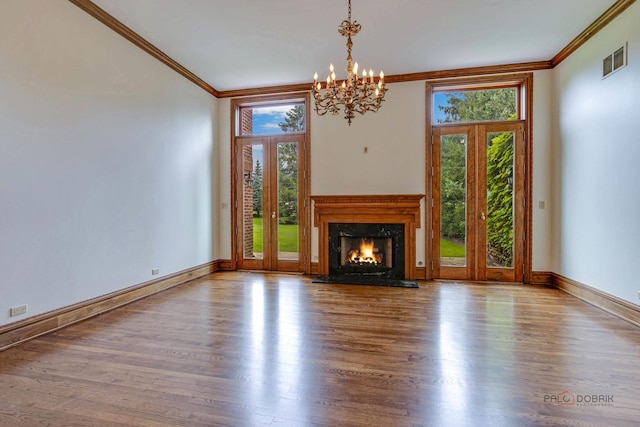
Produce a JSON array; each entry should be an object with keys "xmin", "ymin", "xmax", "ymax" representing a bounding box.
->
[
  {"xmin": 9, "ymin": 305, "xmax": 27, "ymax": 317},
  {"xmin": 152, "ymin": 268, "xmax": 160, "ymax": 275}
]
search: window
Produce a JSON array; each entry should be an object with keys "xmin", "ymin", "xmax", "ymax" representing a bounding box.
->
[
  {"xmin": 433, "ymin": 87, "xmax": 519, "ymax": 124},
  {"xmin": 238, "ymin": 103, "xmax": 306, "ymax": 136}
]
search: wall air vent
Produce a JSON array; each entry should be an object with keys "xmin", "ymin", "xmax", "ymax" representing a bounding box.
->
[{"xmin": 603, "ymin": 43, "xmax": 627, "ymax": 79}]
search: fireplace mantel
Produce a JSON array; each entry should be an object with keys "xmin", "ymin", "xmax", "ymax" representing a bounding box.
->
[{"xmin": 311, "ymin": 194, "xmax": 424, "ymax": 279}]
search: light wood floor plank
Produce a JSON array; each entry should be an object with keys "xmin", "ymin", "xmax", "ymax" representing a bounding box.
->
[{"xmin": 1, "ymin": 271, "xmax": 639, "ymax": 426}]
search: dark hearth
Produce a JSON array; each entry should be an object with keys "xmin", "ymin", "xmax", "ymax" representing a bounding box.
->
[{"xmin": 311, "ymin": 274, "xmax": 418, "ymax": 288}]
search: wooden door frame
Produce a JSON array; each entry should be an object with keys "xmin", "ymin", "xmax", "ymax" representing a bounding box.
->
[
  {"xmin": 425, "ymin": 73, "xmax": 533, "ymax": 283},
  {"xmin": 230, "ymin": 93, "xmax": 311, "ymax": 273},
  {"xmin": 477, "ymin": 123, "xmax": 526, "ymax": 282},
  {"xmin": 432, "ymin": 125, "xmax": 476, "ymax": 280}
]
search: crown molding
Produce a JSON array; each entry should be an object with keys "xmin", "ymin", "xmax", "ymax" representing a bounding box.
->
[
  {"xmin": 384, "ymin": 61, "xmax": 552, "ymax": 84},
  {"xmin": 217, "ymin": 83, "xmax": 311, "ymax": 99},
  {"xmin": 70, "ymin": 0, "xmax": 634, "ymax": 98},
  {"xmin": 551, "ymin": 0, "xmax": 636, "ymax": 67},
  {"xmin": 68, "ymin": 0, "xmax": 220, "ymax": 97}
]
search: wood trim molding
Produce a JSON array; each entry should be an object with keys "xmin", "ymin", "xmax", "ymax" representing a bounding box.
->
[
  {"xmin": 0, "ymin": 261, "xmax": 222, "ymax": 351},
  {"xmin": 552, "ymin": 273, "xmax": 640, "ymax": 327},
  {"xmin": 310, "ymin": 262, "xmax": 320, "ymax": 276},
  {"xmin": 311, "ymin": 194, "xmax": 424, "ymax": 280},
  {"xmin": 67, "ymin": 0, "xmax": 219, "ymax": 97},
  {"xmin": 218, "ymin": 84, "xmax": 311, "ymax": 99},
  {"xmin": 551, "ymin": 0, "xmax": 637, "ymax": 67},
  {"xmin": 530, "ymin": 271, "xmax": 553, "ymax": 285},
  {"xmin": 385, "ymin": 61, "xmax": 551, "ymax": 85},
  {"xmin": 216, "ymin": 259, "xmax": 234, "ymax": 271}
]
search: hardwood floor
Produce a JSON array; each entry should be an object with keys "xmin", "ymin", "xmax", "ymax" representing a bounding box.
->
[{"xmin": 1, "ymin": 272, "xmax": 639, "ymax": 426}]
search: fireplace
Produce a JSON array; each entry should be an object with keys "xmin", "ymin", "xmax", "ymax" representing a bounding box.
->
[
  {"xmin": 329, "ymin": 223, "xmax": 404, "ymax": 279},
  {"xmin": 311, "ymin": 194, "xmax": 424, "ymax": 280}
]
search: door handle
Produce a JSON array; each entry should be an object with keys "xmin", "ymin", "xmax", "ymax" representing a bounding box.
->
[
  {"xmin": 481, "ymin": 212, "xmax": 486, "ymax": 221},
  {"xmin": 271, "ymin": 211, "xmax": 276, "ymax": 219}
]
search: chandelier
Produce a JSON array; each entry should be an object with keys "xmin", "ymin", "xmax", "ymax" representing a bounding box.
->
[{"xmin": 312, "ymin": 0, "xmax": 387, "ymax": 125}]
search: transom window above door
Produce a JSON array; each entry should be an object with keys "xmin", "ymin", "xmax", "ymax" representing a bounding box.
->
[
  {"xmin": 432, "ymin": 86, "xmax": 522, "ymax": 125},
  {"xmin": 237, "ymin": 103, "xmax": 306, "ymax": 136}
]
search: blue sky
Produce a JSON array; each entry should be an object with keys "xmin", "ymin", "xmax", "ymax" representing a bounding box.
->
[
  {"xmin": 433, "ymin": 92, "xmax": 448, "ymax": 123},
  {"xmin": 251, "ymin": 104, "xmax": 298, "ymax": 135}
]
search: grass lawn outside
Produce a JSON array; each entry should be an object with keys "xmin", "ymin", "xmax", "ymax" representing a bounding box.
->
[
  {"xmin": 441, "ymin": 238, "xmax": 465, "ymax": 258},
  {"xmin": 252, "ymin": 217, "xmax": 298, "ymax": 253}
]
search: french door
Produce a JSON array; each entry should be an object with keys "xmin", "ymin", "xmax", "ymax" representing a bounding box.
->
[
  {"xmin": 235, "ymin": 134, "xmax": 306, "ymax": 272},
  {"xmin": 432, "ymin": 123, "xmax": 525, "ymax": 281}
]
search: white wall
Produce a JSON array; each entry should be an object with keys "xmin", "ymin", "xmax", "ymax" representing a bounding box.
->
[
  {"xmin": 216, "ymin": 98, "xmax": 232, "ymax": 260},
  {"xmin": 309, "ymin": 81, "xmax": 427, "ymax": 265},
  {"xmin": 0, "ymin": 1, "xmax": 218, "ymax": 326},
  {"xmin": 552, "ymin": 2, "xmax": 640, "ymax": 305},
  {"xmin": 532, "ymin": 70, "xmax": 555, "ymax": 271}
]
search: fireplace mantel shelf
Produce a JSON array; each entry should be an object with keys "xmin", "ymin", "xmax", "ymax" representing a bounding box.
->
[{"xmin": 311, "ymin": 194, "xmax": 424, "ymax": 280}]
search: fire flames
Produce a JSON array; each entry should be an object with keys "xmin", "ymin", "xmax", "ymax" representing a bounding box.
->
[{"xmin": 347, "ymin": 238, "xmax": 383, "ymax": 265}]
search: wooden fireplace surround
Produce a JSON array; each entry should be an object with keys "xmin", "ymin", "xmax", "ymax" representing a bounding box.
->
[{"xmin": 311, "ymin": 194, "xmax": 424, "ymax": 280}]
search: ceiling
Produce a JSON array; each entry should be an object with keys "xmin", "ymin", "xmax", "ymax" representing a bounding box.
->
[{"xmin": 90, "ymin": 0, "xmax": 617, "ymax": 92}]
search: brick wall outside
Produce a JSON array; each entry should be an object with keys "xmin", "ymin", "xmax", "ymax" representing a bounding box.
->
[{"xmin": 241, "ymin": 109, "xmax": 254, "ymax": 257}]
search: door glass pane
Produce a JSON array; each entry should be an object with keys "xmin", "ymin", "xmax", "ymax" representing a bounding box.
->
[
  {"xmin": 242, "ymin": 145, "xmax": 264, "ymax": 260},
  {"xmin": 486, "ymin": 131, "xmax": 514, "ymax": 268},
  {"xmin": 277, "ymin": 142, "xmax": 299, "ymax": 261},
  {"xmin": 440, "ymin": 134, "xmax": 467, "ymax": 267}
]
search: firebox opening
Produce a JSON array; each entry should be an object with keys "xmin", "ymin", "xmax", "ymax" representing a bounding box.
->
[{"xmin": 340, "ymin": 237, "xmax": 392, "ymax": 268}]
